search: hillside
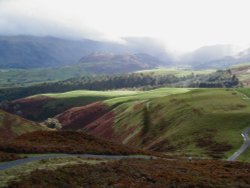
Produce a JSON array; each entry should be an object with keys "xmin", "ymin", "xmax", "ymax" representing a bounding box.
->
[
  {"xmin": 78, "ymin": 52, "xmax": 165, "ymax": 74},
  {"xmin": 54, "ymin": 88, "xmax": 250, "ymax": 161},
  {"xmin": 0, "ymin": 109, "xmax": 46, "ymax": 141},
  {"xmin": 1, "ymin": 87, "xmax": 249, "ymax": 161},
  {"xmin": 0, "ymin": 131, "xmax": 148, "ymax": 155},
  {"xmin": 8, "ymin": 158, "xmax": 250, "ymax": 187},
  {"xmin": 0, "ymin": 151, "xmax": 23, "ymax": 162},
  {"xmin": 4, "ymin": 90, "xmax": 140, "ymax": 121}
]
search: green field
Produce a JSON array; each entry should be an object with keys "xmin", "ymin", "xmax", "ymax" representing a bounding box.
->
[
  {"xmin": 0, "ymin": 66, "xmax": 90, "ymax": 88},
  {"xmin": 38, "ymin": 90, "xmax": 141, "ymax": 99}
]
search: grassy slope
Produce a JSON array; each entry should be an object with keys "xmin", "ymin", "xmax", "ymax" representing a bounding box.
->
[
  {"xmin": 81, "ymin": 88, "xmax": 250, "ymax": 161},
  {"xmin": 0, "ymin": 110, "xmax": 46, "ymax": 140},
  {"xmin": 11, "ymin": 87, "xmax": 250, "ymax": 161},
  {"xmin": 13, "ymin": 90, "xmax": 141, "ymax": 121},
  {"xmin": 39, "ymin": 90, "xmax": 141, "ymax": 110}
]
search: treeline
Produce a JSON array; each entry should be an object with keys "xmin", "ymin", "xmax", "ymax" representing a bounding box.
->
[
  {"xmin": 0, "ymin": 70, "xmax": 240, "ymax": 101},
  {"xmin": 188, "ymin": 70, "xmax": 240, "ymax": 88}
]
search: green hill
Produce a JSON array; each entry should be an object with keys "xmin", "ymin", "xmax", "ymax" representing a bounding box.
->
[
  {"xmin": 5, "ymin": 87, "xmax": 250, "ymax": 161},
  {"xmin": 55, "ymin": 88, "xmax": 250, "ymax": 161}
]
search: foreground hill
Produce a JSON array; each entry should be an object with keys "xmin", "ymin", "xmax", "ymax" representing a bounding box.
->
[
  {"xmin": 0, "ymin": 131, "xmax": 148, "ymax": 155},
  {"xmin": 0, "ymin": 110, "xmax": 46, "ymax": 141},
  {"xmin": 8, "ymin": 158, "xmax": 250, "ymax": 187},
  {"xmin": 0, "ymin": 151, "xmax": 23, "ymax": 162},
  {"xmin": 55, "ymin": 88, "xmax": 250, "ymax": 161}
]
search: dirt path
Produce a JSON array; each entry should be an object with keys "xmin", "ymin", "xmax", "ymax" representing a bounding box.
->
[
  {"xmin": 228, "ymin": 127, "xmax": 250, "ymax": 161},
  {"xmin": 0, "ymin": 154, "xmax": 152, "ymax": 171}
]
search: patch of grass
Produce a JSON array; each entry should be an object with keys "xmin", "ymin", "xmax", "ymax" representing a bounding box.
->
[{"xmin": 238, "ymin": 148, "xmax": 250, "ymax": 162}]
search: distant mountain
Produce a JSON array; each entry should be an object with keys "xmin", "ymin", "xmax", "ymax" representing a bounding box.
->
[
  {"xmin": 0, "ymin": 35, "xmax": 172, "ymax": 69},
  {"xmin": 78, "ymin": 52, "xmax": 165, "ymax": 74},
  {"xmin": 193, "ymin": 56, "xmax": 237, "ymax": 69},
  {"xmin": 180, "ymin": 44, "xmax": 238, "ymax": 67}
]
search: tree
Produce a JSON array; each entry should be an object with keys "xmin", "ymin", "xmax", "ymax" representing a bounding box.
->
[{"xmin": 44, "ymin": 118, "xmax": 62, "ymax": 130}]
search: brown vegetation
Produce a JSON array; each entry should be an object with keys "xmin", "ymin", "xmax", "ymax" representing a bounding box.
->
[
  {"xmin": 57, "ymin": 102, "xmax": 109, "ymax": 130},
  {"xmin": 9, "ymin": 96, "xmax": 54, "ymax": 120},
  {"xmin": 0, "ymin": 131, "xmax": 148, "ymax": 155},
  {"xmin": 0, "ymin": 110, "xmax": 44, "ymax": 141},
  {"xmin": 8, "ymin": 158, "xmax": 250, "ymax": 187},
  {"xmin": 0, "ymin": 151, "xmax": 23, "ymax": 162},
  {"xmin": 196, "ymin": 129, "xmax": 233, "ymax": 158}
]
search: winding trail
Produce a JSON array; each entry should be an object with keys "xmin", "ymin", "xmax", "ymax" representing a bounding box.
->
[
  {"xmin": 0, "ymin": 154, "xmax": 151, "ymax": 171},
  {"xmin": 228, "ymin": 127, "xmax": 250, "ymax": 161}
]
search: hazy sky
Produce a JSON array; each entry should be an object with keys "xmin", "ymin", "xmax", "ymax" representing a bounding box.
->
[{"xmin": 0, "ymin": 0, "xmax": 250, "ymax": 52}]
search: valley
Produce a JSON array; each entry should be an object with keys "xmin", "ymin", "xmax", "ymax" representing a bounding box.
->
[
  {"xmin": 0, "ymin": 36, "xmax": 249, "ymax": 188},
  {"xmin": 1, "ymin": 0, "xmax": 250, "ymax": 186}
]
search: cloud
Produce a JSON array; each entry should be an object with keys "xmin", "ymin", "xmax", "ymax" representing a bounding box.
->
[{"xmin": 0, "ymin": 0, "xmax": 250, "ymax": 52}]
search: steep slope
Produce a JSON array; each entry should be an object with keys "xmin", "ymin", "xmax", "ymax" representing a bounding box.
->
[
  {"xmin": 5, "ymin": 90, "xmax": 139, "ymax": 121},
  {"xmin": 0, "ymin": 109, "xmax": 46, "ymax": 141},
  {"xmin": 56, "ymin": 102, "xmax": 110, "ymax": 130},
  {"xmin": 56, "ymin": 88, "xmax": 250, "ymax": 160}
]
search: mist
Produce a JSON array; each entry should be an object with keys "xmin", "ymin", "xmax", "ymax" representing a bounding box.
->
[{"xmin": 0, "ymin": 0, "xmax": 250, "ymax": 53}]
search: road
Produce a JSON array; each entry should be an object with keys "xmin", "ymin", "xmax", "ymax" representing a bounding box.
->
[
  {"xmin": 228, "ymin": 127, "xmax": 250, "ymax": 161},
  {"xmin": 0, "ymin": 154, "xmax": 152, "ymax": 171}
]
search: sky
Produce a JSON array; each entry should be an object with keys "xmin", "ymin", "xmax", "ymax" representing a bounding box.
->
[{"xmin": 0, "ymin": 0, "xmax": 250, "ymax": 52}]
